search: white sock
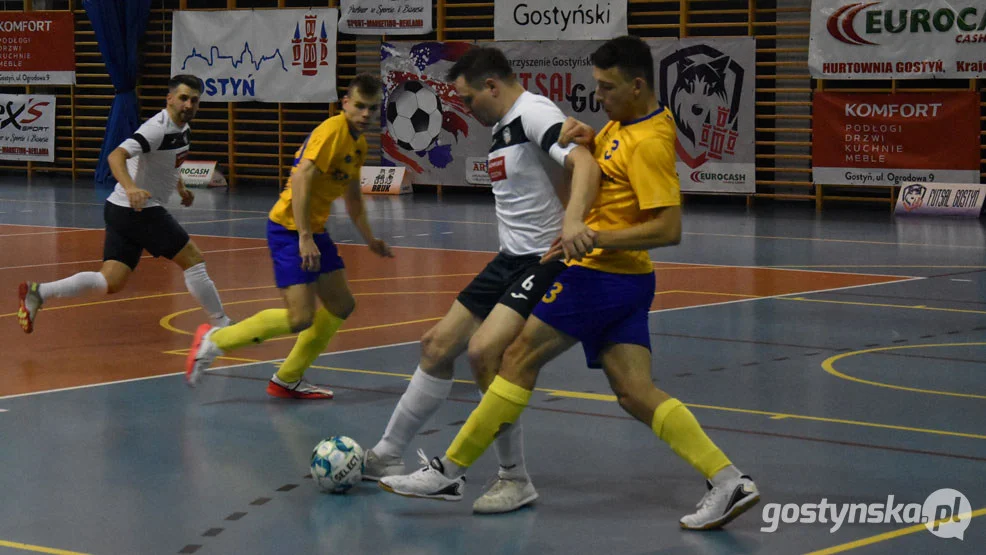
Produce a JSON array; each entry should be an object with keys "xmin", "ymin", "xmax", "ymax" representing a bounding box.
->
[
  {"xmin": 183, "ymin": 262, "xmax": 227, "ymax": 324},
  {"xmin": 38, "ymin": 271, "xmax": 108, "ymax": 302},
  {"xmin": 711, "ymin": 465, "xmax": 744, "ymax": 486},
  {"xmin": 373, "ymin": 365, "xmax": 453, "ymax": 459},
  {"xmin": 493, "ymin": 420, "xmax": 529, "ymax": 481}
]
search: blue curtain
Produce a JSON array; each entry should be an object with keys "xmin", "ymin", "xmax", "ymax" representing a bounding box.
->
[{"xmin": 83, "ymin": 0, "xmax": 152, "ymax": 189}]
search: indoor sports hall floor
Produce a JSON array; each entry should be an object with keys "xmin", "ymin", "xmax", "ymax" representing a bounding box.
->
[{"xmin": 1, "ymin": 177, "xmax": 984, "ymax": 555}]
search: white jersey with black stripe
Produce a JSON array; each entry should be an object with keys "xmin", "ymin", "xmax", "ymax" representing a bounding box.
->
[
  {"xmin": 106, "ymin": 109, "xmax": 190, "ymax": 209},
  {"xmin": 487, "ymin": 91, "xmax": 576, "ymax": 256}
]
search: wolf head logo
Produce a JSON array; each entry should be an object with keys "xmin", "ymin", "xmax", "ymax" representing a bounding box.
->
[
  {"xmin": 901, "ymin": 184, "xmax": 927, "ymax": 211},
  {"xmin": 659, "ymin": 45, "xmax": 745, "ymax": 169}
]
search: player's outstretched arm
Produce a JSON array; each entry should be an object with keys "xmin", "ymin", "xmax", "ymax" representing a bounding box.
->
[
  {"xmin": 595, "ymin": 205, "xmax": 681, "ymax": 251},
  {"xmin": 344, "ymin": 179, "xmax": 393, "ymax": 258}
]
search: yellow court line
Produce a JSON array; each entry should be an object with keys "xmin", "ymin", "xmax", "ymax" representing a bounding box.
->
[
  {"xmin": 158, "ymin": 294, "xmax": 453, "ymax": 336},
  {"xmin": 804, "ymin": 507, "xmax": 986, "ymax": 554},
  {"xmin": 168, "ymin": 353, "xmax": 986, "ymax": 441},
  {"xmin": 0, "ymin": 539, "xmax": 92, "ymax": 555},
  {"xmin": 822, "ymin": 343, "xmax": 986, "ymax": 400},
  {"xmin": 780, "ymin": 296, "xmax": 986, "ymax": 315}
]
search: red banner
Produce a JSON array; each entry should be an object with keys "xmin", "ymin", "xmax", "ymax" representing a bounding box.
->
[
  {"xmin": 812, "ymin": 91, "xmax": 981, "ymax": 186},
  {"xmin": 0, "ymin": 11, "xmax": 75, "ymax": 85}
]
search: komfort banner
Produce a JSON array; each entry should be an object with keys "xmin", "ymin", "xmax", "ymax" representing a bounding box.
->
[
  {"xmin": 380, "ymin": 38, "xmax": 755, "ymax": 193},
  {"xmin": 0, "ymin": 11, "xmax": 75, "ymax": 85},
  {"xmin": 170, "ymin": 9, "xmax": 338, "ymax": 102},
  {"xmin": 812, "ymin": 91, "xmax": 980, "ymax": 186},
  {"xmin": 809, "ymin": 0, "xmax": 986, "ymax": 79}
]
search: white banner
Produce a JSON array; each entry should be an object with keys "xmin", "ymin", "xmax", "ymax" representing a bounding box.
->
[
  {"xmin": 809, "ymin": 0, "xmax": 986, "ymax": 79},
  {"xmin": 895, "ymin": 182, "xmax": 986, "ymax": 217},
  {"xmin": 494, "ymin": 1, "xmax": 627, "ymax": 40},
  {"xmin": 381, "ymin": 39, "xmax": 754, "ymax": 193},
  {"xmin": 171, "ymin": 9, "xmax": 338, "ymax": 103},
  {"xmin": 652, "ymin": 38, "xmax": 757, "ymax": 193},
  {"xmin": 339, "ymin": 0, "xmax": 432, "ymax": 35},
  {"xmin": 0, "ymin": 94, "xmax": 55, "ymax": 162}
]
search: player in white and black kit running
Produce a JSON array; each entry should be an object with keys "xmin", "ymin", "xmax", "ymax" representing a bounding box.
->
[
  {"xmin": 17, "ymin": 74, "xmax": 232, "ymax": 334},
  {"xmin": 364, "ymin": 46, "xmax": 600, "ymax": 513}
]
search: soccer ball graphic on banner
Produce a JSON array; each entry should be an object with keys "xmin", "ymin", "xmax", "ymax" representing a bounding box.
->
[
  {"xmin": 310, "ymin": 436, "xmax": 364, "ymax": 493},
  {"xmin": 386, "ymin": 80, "xmax": 443, "ymax": 152}
]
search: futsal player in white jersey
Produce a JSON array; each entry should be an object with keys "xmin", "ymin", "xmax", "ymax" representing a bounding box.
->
[
  {"xmin": 17, "ymin": 74, "xmax": 231, "ymax": 334},
  {"xmin": 362, "ymin": 46, "xmax": 599, "ymax": 513}
]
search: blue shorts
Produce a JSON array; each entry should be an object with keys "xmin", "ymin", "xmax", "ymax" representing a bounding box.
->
[
  {"xmin": 266, "ymin": 220, "xmax": 345, "ymax": 289},
  {"xmin": 532, "ymin": 265, "xmax": 655, "ymax": 369}
]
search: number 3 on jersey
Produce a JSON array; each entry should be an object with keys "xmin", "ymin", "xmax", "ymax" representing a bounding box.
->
[
  {"xmin": 541, "ymin": 282, "xmax": 563, "ymax": 303},
  {"xmin": 603, "ymin": 139, "xmax": 619, "ymax": 160}
]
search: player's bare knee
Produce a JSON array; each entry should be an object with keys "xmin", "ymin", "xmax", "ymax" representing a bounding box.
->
[
  {"xmin": 466, "ymin": 340, "xmax": 499, "ymax": 389},
  {"xmin": 287, "ymin": 309, "xmax": 315, "ymax": 333},
  {"xmin": 332, "ymin": 293, "xmax": 356, "ymax": 320},
  {"xmin": 419, "ymin": 326, "xmax": 451, "ymax": 363},
  {"xmin": 100, "ymin": 271, "xmax": 127, "ymax": 294}
]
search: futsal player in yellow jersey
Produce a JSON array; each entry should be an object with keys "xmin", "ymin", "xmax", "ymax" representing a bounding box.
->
[
  {"xmin": 185, "ymin": 73, "xmax": 393, "ymax": 398},
  {"xmin": 380, "ymin": 37, "xmax": 760, "ymax": 530}
]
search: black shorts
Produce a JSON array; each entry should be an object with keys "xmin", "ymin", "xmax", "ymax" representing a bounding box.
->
[
  {"xmin": 103, "ymin": 201, "xmax": 190, "ymax": 270},
  {"xmin": 456, "ymin": 252, "xmax": 568, "ymax": 319}
]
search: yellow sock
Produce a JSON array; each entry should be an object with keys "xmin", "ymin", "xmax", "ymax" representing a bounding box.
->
[
  {"xmin": 651, "ymin": 398, "xmax": 731, "ymax": 479},
  {"xmin": 275, "ymin": 308, "xmax": 344, "ymax": 383},
  {"xmin": 211, "ymin": 309, "xmax": 292, "ymax": 352},
  {"xmin": 446, "ymin": 375, "xmax": 531, "ymax": 468}
]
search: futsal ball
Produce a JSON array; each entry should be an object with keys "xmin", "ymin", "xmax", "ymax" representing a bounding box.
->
[
  {"xmin": 310, "ymin": 436, "xmax": 364, "ymax": 493},
  {"xmin": 386, "ymin": 80, "xmax": 443, "ymax": 152}
]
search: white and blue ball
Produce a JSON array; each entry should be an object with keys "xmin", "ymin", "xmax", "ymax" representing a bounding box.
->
[{"xmin": 310, "ymin": 436, "xmax": 364, "ymax": 493}]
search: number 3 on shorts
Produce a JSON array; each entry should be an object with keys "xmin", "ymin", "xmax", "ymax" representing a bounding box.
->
[{"xmin": 541, "ymin": 282, "xmax": 563, "ymax": 303}]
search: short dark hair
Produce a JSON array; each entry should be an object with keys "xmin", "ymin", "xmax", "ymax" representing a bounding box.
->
[
  {"xmin": 169, "ymin": 74, "xmax": 203, "ymax": 93},
  {"xmin": 348, "ymin": 72, "xmax": 382, "ymax": 98},
  {"xmin": 445, "ymin": 46, "xmax": 514, "ymax": 86},
  {"xmin": 590, "ymin": 36, "xmax": 654, "ymax": 90}
]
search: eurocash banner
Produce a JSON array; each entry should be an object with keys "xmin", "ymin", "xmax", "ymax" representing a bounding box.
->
[
  {"xmin": 171, "ymin": 9, "xmax": 338, "ymax": 102},
  {"xmin": 0, "ymin": 94, "xmax": 55, "ymax": 162},
  {"xmin": 380, "ymin": 39, "xmax": 755, "ymax": 193},
  {"xmin": 494, "ymin": 0, "xmax": 627, "ymax": 40},
  {"xmin": 651, "ymin": 38, "xmax": 756, "ymax": 193},
  {"xmin": 809, "ymin": 0, "xmax": 986, "ymax": 79},
  {"xmin": 339, "ymin": 0, "xmax": 432, "ymax": 35}
]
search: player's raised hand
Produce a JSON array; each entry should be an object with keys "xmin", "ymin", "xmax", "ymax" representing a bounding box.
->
[
  {"xmin": 368, "ymin": 238, "xmax": 394, "ymax": 258},
  {"xmin": 558, "ymin": 116, "xmax": 596, "ymax": 148},
  {"xmin": 127, "ymin": 188, "xmax": 153, "ymax": 211}
]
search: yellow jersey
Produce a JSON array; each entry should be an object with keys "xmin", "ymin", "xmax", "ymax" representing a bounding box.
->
[
  {"xmin": 571, "ymin": 107, "xmax": 681, "ymax": 275},
  {"xmin": 268, "ymin": 114, "xmax": 367, "ymax": 232}
]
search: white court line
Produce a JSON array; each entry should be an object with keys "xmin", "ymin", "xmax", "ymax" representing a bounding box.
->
[
  {"xmin": 2, "ymin": 277, "xmax": 925, "ymax": 400},
  {"xmin": 952, "ymin": 279, "xmax": 972, "ymax": 282},
  {"xmin": 0, "ymin": 228, "xmax": 99, "ymax": 238},
  {"xmin": 0, "ymin": 245, "xmax": 270, "ymax": 271},
  {"xmin": 650, "ymin": 276, "xmax": 926, "ymax": 315},
  {"xmin": 0, "ymin": 339, "xmax": 422, "ymax": 401},
  {"xmin": 654, "ymin": 259, "xmax": 920, "ymax": 280}
]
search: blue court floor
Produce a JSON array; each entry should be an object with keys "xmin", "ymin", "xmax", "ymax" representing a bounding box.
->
[{"xmin": 1, "ymin": 177, "xmax": 984, "ymax": 555}]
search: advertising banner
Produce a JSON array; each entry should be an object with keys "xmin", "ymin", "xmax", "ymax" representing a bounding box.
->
[
  {"xmin": 812, "ymin": 91, "xmax": 981, "ymax": 186},
  {"xmin": 171, "ymin": 9, "xmax": 338, "ymax": 102}
]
